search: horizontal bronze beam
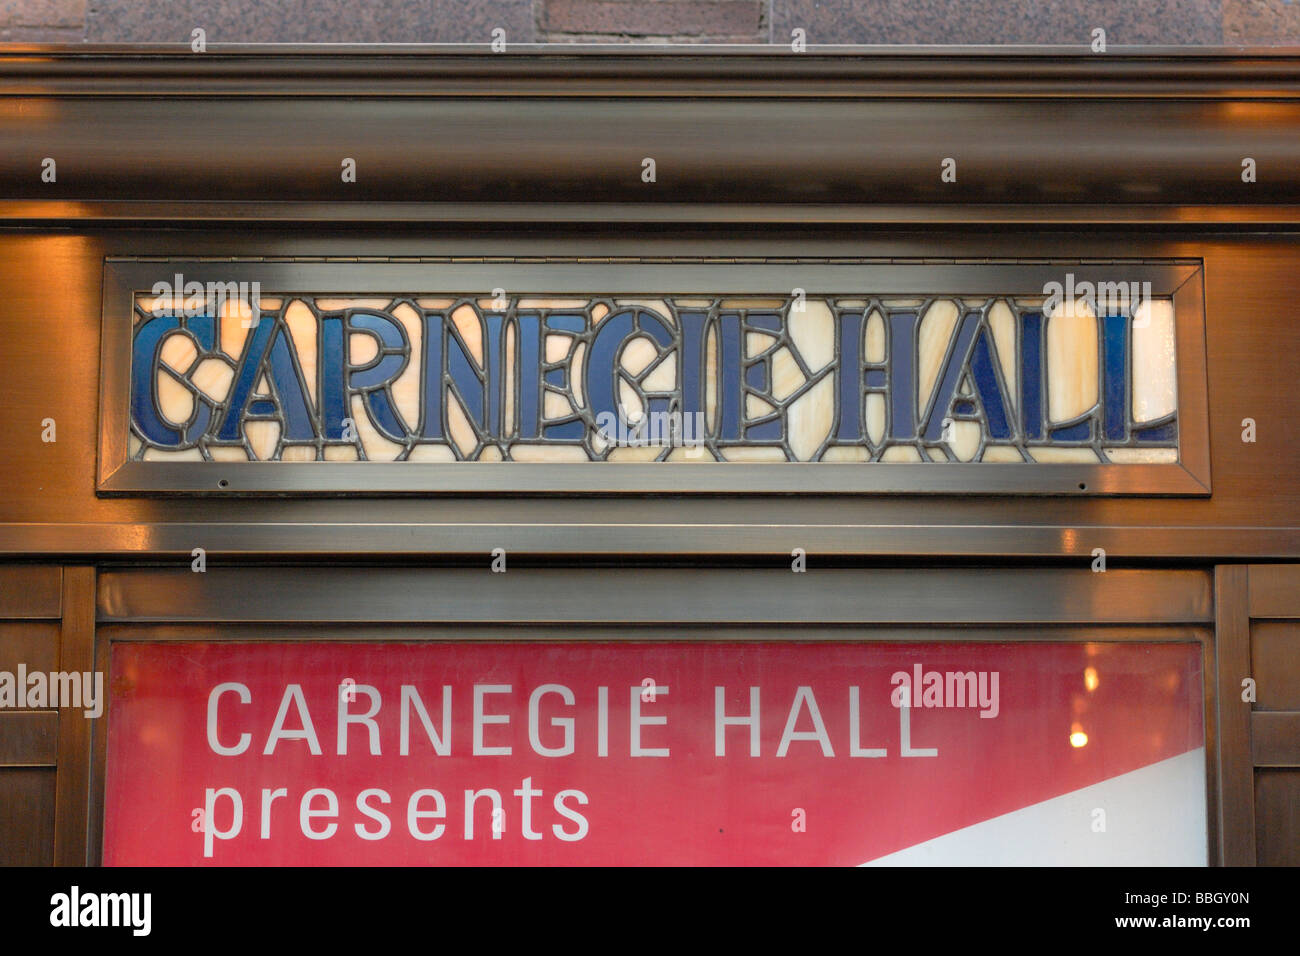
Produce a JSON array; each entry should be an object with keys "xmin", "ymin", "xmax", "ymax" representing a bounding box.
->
[
  {"xmin": 4, "ymin": 521, "xmax": 1292, "ymax": 560},
  {"xmin": 96, "ymin": 566, "xmax": 1214, "ymax": 623},
  {"xmin": 4, "ymin": 46, "xmax": 1300, "ymax": 98},
  {"xmin": 5, "ymin": 201, "xmax": 1300, "ymax": 226},
  {"xmin": 1, "ymin": 50, "xmax": 1299, "ymax": 210}
]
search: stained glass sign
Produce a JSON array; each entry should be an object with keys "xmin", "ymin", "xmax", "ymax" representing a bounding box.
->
[{"xmin": 98, "ymin": 260, "xmax": 1210, "ymax": 494}]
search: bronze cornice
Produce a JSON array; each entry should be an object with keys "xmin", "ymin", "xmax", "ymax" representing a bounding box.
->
[{"xmin": 1, "ymin": 48, "xmax": 1299, "ymax": 217}]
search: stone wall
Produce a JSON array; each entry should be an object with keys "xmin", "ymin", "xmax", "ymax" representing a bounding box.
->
[{"xmin": 0, "ymin": 0, "xmax": 1295, "ymax": 47}]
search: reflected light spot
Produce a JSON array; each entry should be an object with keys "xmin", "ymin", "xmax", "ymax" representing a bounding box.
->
[
  {"xmin": 1070, "ymin": 723, "xmax": 1089, "ymax": 748},
  {"xmin": 140, "ymin": 721, "xmax": 165, "ymax": 747},
  {"xmin": 1084, "ymin": 666, "xmax": 1099, "ymax": 692}
]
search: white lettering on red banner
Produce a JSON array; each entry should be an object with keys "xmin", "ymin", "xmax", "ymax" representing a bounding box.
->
[{"xmin": 104, "ymin": 641, "xmax": 1206, "ymax": 865}]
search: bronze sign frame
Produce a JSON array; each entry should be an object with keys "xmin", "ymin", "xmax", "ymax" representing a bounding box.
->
[{"xmin": 98, "ymin": 257, "xmax": 1210, "ymax": 496}]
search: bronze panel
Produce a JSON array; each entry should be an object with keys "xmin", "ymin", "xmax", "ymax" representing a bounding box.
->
[
  {"xmin": 1250, "ymin": 621, "xmax": 1300, "ymax": 710},
  {"xmin": 0, "ymin": 712, "xmax": 58, "ymax": 767},
  {"xmin": 0, "ymin": 622, "xmax": 59, "ymax": 674},
  {"xmin": 0, "ymin": 231, "xmax": 1293, "ymax": 558},
  {"xmin": 1251, "ymin": 712, "xmax": 1300, "ymax": 768},
  {"xmin": 1254, "ymin": 769, "xmax": 1300, "ymax": 866},
  {"xmin": 1248, "ymin": 565, "xmax": 1300, "ymax": 619},
  {"xmin": 0, "ymin": 768, "xmax": 55, "ymax": 867},
  {"xmin": 0, "ymin": 567, "xmax": 61, "ymax": 619}
]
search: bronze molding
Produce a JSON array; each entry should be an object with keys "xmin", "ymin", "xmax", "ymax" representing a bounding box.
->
[
  {"xmin": 1, "ymin": 50, "xmax": 1300, "ymax": 210},
  {"xmin": 94, "ymin": 566, "xmax": 1215, "ymax": 624}
]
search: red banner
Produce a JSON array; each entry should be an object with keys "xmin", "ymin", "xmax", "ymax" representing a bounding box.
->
[{"xmin": 104, "ymin": 641, "xmax": 1204, "ymax": 865}]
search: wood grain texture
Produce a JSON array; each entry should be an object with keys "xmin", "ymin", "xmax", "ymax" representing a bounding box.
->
[
  {"xmin": 0, "ymin": 621, "xmax": 59, "ymax": 676},
  {"xmin": 1250, "ymin": 620, "xmax": 1300, "ymax": 710},
  {"xmin": 0, "ymin": 567, "xmax": 60, "ymax": 619},
  {"xmin": 1214, "ymin": 565, "xmax": 1255, "ymax": 865},
  {"xmin": 53, "ymin": 566, "xmax": 94, "ymax": 867},
  {"xmin": 1252, "ymin": 711, "xmax": 1300, "ymax": 767},
  {"xmin": 1249, "ymin": 565, "xmax": 1300, "ymax": 619},
  {"xmin": 0, "ymin": 712, "xmax": 58, "ymax": 767},
  {"xmin": 0, "ymin": 768, "xmax": 55, "ymax": 866},
  {"xmin": 1255, "ymin": 770, "xmax": 1300, "ymax": 866}
]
